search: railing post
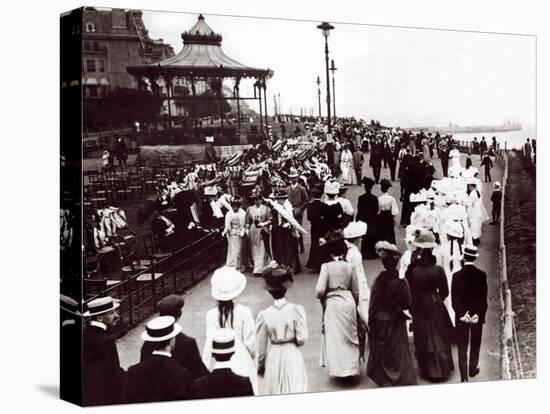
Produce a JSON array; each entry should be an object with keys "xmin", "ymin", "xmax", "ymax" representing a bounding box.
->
[
  {"xmin": 128, "ymin": 279, "xmax": 134, "ymax": 327},
  {"xmin": 504, "ymin": 289, "xmax": 513, "ymax": 341},
  {"xmin": 151, "ymin": 260, "xmax": 157, "ymax": 313}
]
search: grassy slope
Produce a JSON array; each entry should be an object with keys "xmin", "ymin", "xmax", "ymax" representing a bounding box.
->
[{"xmin": 504, "ymin": 151, "xmax": 536, "ymax": 377}]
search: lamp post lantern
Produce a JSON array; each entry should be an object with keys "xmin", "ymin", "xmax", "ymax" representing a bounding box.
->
[
  {"xmin": 330, "ymin": 59, "xmax": 337, "ymax": 119},
  {"xmin": 316, "ymin": 75, "xmax": 322, "ymax": 119},
  {"xmin": 317, "ymin": 21, "xmax": 334, "ymax": 133}
]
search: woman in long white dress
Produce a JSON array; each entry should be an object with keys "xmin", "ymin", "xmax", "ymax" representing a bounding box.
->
[
  {"xmin": 245, "ymin": 191, "xmax": 272, "ymax": 276},
  {"xmin": 465, "ymin": 180, "xmax": 485, "ymax": 245},
  {"xmin": 203, "ymin": 266, "xmax": 259, "ymax": 394},
  {"xmin": 340, "ymin": 145, "xmax": 358, "ymax": 185},
  {"xmin": 223, "ymin": 198, "xmax": 246, "ymax": 270},
  {"xmin": 256, "ymin": 265, "xmax": 308, "ymax": 394},
  {"xmin": 315, "ymin": 234, "xmax": 361, "ymax": 381}
]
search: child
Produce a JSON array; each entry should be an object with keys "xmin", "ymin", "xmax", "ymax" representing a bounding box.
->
[
  {"xmin": 480, "ymin": 152, "xmax": 494, "ymax": 182},
  {"xmin": 490, "ymin": 181, "xmax": 502, "ymax": 224}
]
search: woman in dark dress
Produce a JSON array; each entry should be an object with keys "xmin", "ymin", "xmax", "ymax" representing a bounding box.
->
[
  {"xmin": 356, "ymin": 177, "xmax": 379, "ymax": 259},
  {"xmin": 406, "ymin": 229, "xmax": 454, "ymax": 382},
  {"xmin": 306, "ymin": 185, "xmax": 326, "ymax": 271},
  {"xmin": 322, "ymin": 180, "xmax": 345, "ymax": 231},
  {"xmin": 367, "ymin": 243, "xmax": 417, "ymax": 386}
]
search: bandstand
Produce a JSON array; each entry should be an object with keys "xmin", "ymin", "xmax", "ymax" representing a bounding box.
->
[{"xmin": 127, "ymin": 14, "xmax": 274, "ymax": 141}]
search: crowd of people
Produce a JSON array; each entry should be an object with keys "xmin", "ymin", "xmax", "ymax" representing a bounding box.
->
[{"xmin": 67, "ymin": 117, "xmax": 503, "ymax": 405}]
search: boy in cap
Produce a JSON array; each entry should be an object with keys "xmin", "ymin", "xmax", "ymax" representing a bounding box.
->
[
  {"xmin": 83, "ymin": 296, "xmax": 125, "ymax": 405},
  {"xmin": 122, "ymin": 316, "xmax": 193, "ymax": 403},
  {"xmin": 451, "ymin": 245, "xmax": 488, "ymax": 382},
  {"xmin": 193, "ymin": 329, "xmax": 254, "ymax": 399},
  {"xmin": 490, "ymin": 182, "xmax": 502, "ymax": 224},
  {"xmin": 140, "ymin": 295, "xmax": 208, "ymax": 380}
]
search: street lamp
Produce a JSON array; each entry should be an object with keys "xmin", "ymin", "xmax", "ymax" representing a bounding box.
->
[
  {"xmin": 316, "ymin": 75, "xmax": 321, "ymax": 119},
  {"xmin": 330, "ymin": 59, "xmax": 337, "ymax": 119},
  {"xmin": 317, "ymin": 21, "xmax": 334, "ymax": 133}
]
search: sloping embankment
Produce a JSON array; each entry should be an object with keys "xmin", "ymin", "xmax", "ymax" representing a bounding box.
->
[{"xmin": 504, "ymin": 150, "xmax": 536, "ymax": 377}]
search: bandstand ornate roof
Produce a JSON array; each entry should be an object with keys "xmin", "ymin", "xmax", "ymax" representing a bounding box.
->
[{"xmin": 127, "ymin": 14, "xmax": 274, "ymax": 79}]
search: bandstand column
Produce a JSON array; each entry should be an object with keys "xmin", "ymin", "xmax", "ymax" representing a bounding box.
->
[
  {"xmin": 235, "ymin": 77, "xmax": 241, "ymax": 131},
  {"xmin": 262, "ymin": 78, "xmax": 269, "ymax": 135}
]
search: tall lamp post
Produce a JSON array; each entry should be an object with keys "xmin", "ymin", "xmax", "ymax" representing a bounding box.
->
[
  {"xmin": 330, "ymin": 59, "xmax": 337, "ymax": 119},
  {"xmin": 316, "ymin": 75, "xmax": 322, "ymax": 119},
  {"xmin": 317, "ymin": 21, "xmax": 334, "ymax": 133}
]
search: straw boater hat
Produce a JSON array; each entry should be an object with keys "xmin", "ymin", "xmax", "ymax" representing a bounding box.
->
[
  {"xmin": 463, "ymin": 245, "xmax": 479, "ymax": 261},
  {"xmin": 204, "ymin": 186, "xmax": 218, "ymax": 196},
  {"xmin": 262, "ymin": 263, "xmax": 294, "ymax": 291},
  {"xmin": 324, "ymin": 180, "xmax": 340, "ymax": 195},
  {"xmin": 494, "ymin": 181, "xmax": 501, "ymax": 189},
  {"xmin": 412, "ymin": 228, "xmax": 437, "ymax": 249},
  {"xmin": 141, "ymin": 315, "xmax": 181, "ymax": 342},
  {"xmin": 84, "ymin": 296, "xmax": 120, "ymax": 317},
  {"xmin": 343, "ymin": 221, "xmax": 368, "ymax": 239},
  {"xmin": 211, "ymin": 328, "xmax": 236, "ymax": 356},
  {"xmin": 60, "ymin": 294, "xmax": 81, "ymax": 316},
  {"xmin": 288, "ymin": 167, "xmax": 299, "ymax": 179},
  {"xmin": 210, "ymin": 266, "xmax": 247, "ymax": 301}
]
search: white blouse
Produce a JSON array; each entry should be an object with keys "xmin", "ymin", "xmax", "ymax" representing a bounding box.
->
[{"xmin": 378, "ymin": 193, "xmax": 399, "ymax": 216}]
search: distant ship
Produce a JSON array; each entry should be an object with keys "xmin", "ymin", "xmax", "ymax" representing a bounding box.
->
[{"xmin": 408, "ymin": 122, "xmax": 522, "ymax": 134}]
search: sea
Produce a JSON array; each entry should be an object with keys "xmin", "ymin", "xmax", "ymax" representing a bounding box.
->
[{"xmin": 450, "ymin": 125, "xmax": 536, "ymax": 150}]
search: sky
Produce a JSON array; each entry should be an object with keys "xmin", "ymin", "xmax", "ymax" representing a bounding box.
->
[{"xmin": 142, "ymin": 10, "xmax": 536, "ymax": 129}]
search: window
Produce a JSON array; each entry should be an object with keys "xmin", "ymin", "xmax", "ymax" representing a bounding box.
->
[
  {"xmin": 84, "ymin": 41, "xmax": 91, "ymax": 51},
  {"xmin": 88, "ymin": 85, "xmax": 98, "ymax": 98},
  {"xmin": 93, "ymin": 41, "xmax": 99, "ymax": 52},
  {"xmin": 85, "ymin": 22, "xmax": 95, "ymax": 33},
  {"xmin": 98, "ymin": 60, "xmax": 105, "ymax": 73},
  {"xmin": 86, "ymin": 59, "xmax": 96, "ymax": 73}
]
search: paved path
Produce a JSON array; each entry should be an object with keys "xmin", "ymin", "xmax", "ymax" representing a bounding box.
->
[{"xmin": 117, "ymin": 152, "xmax": 503, "ymax": 393}]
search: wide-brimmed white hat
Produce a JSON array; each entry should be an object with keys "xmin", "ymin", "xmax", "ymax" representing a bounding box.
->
[
  {"xmin": 410, "ymin": 192, "xmax": 428, "ymax": 203},
  {"xmin": 141, "ymin": 316, "xmax": 181, "ymax": 342},
  {"xmin": 404, "ymin": 224, "xmax": 419, "ymax": 243},
  {"xmin": 447, "ymin": 204, "xmax": 468, "ymax": 221},
  {"xmin": 343, "ymin": 221, "xmax": 367, "ymax": 239},
  {"xmin": 83, "ymin": 296, "xmax": 120, "ymax": 317},
  {"xmin": 412, "ymin": 228, "xmax": 437, "ymax": 248},
  {"xmin": 210, "ymin": 266, "xmax": 247, "ymax": 301},
  {"xmin": 443, "ymin": 220, "xmax": 464, "ymax": 238},
  {"xmin": 211, "ymin": 328, "xmax": 236, "ymax": 355},
  {"xmin": 466, "ymin": 177, "xmax": 478, "ymax": 185},
  {"xmin": 324, "ymin": 180, "xmax": 340, "ymax": 195}
]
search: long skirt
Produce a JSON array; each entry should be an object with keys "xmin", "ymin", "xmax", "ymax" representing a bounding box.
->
[
  {"xmin": 361, "ymin": 226, "xmax": 378, "ymax": 260},
  {"xmin": 320, "ymin": 291, "xmax": 360, "ymax": 377},
  {"xmin": 376, "ymin": 210, "xmax": 396, "ymax": 244},
  {"xmin": 249, "ymin": 225, "xmax": 269, "ymax": 274},
  {"xmin": 400, "ymin": 195, "xmax": 414, "ymax": 226},
  {"xmin": 340, "ymin": 162, "xmax": 358, "ymax": 185},
  {"xmin": 412, "ymin": 301, "xmax": 454, "ymax": 381},
  {"xmin": 361, "ymin": 155, "xmax": 370, "ymax": 179},
  {"xmin": 272, "ymin": 227, "xmax": 300, "ymax": 273},
  {"xmin": 225, "ymin": 234, "xmax": 242, "ymax": 269},
  {"xmin": 367, "ymin": 317, "xmax": 417, "ymax": 386},
  {"xmin": 469, "ymin": 216, "xmax": 483, "ymax": 240},
  {"xmin": 265, "ymin": 342, "xmax": 308, "ymax": 394},
  {"xmin": 307, "ymin": 230, "xmax": 323, "ymax": 270}
]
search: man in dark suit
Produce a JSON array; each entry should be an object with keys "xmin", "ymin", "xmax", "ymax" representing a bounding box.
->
[
  {"xmin": 451, "ymin": 245, "xmax": 488, "ymax": 382},
  {"xmin": 83, "ymin": 296, "xmax": 125, "ymax": 406},
  {"xmin": 370, "ymin": 137, "xmax": 384, "ymax": 184},
  {"xmin": 193, "ymin": 328, "xmax": 254, "ymax": 399},
  {"xmin": 60, "ymin": 294, "xmax": 83, "ymax": 403},
  {"xmin": 122, "ymin": 316, "xmax": 194, "ymax": 403},
  {"xmin": 140, "ymin": 295, "xmax": 208, "ymax": 380},
  {"xmin": 285, "ymin": 169, "xmax": 309, "ymax": 253}
]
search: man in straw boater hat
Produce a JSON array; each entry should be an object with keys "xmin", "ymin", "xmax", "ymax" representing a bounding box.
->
[
  {"xmin": 193, "ymin": 328, "xmax": 254, "ymax": 399},
  {"xmin": 140, "ymin": 295, "xmax": 208, "ymax": 381},
  {"xmin": 121, "ymin": 316, "xmax": 193, "ymax": 403},
  {"xmin": 490, "ymin": 181, "xmax": 502, "ymax": 225},
  {"xmin": 451, "ymin": 245, "xmax": 488, "ymax": 382},
  {"xmin": 83, "ymin": 296, "xmax": 125, "ymax": 406},
  {"xmin": 285, "ymin": 167, "xmax": 309, "ymax": 254}
]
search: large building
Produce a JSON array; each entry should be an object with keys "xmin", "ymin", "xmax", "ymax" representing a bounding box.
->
[{"xmin": 82, "ymin": 7, "xmax": 174, "ymax": 99}]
